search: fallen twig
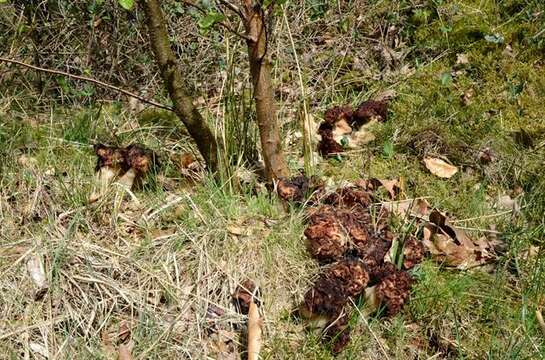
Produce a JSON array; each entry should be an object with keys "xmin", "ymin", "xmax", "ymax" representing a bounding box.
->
[
  {"xmin": 0, "ymin": 56, "xmax": 173, "ymax": 111},
  {"xmin": 247, "ymin": 301, "xmax": 262, "ymax": 360}
]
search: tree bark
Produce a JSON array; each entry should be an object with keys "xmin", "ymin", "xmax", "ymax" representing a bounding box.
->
[
  {"xmin": 242, "ymin": 2, "xmax": 289, "ymax": 181},
  {"xmin": 141, "ymin": 0, "xmax": 219, "ymax": 173}
]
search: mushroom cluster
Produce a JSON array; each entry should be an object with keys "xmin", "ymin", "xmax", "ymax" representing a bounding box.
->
[
  {"xmin": 318, "ymin": 99, "xmax": 389, "ymax": 157},
  {"xmin": 279, "ymin": 176, "xmax": 425, "ymax": 354},
  {"xmin": 89, "ymin": 144, "xmax": 157, "ymax": 203}
]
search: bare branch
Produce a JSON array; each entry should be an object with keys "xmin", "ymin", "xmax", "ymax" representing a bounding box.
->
[
  {"xmin": 0, "ymin": 56, "xmax": 173, "ymax": 111},
  {"xmin": 216, "ymin": 0, "xmax": 243, "ymax": 18},
  {"xmin": 175, "ymin": 0, "xmax": 252, "ymax": 41}
]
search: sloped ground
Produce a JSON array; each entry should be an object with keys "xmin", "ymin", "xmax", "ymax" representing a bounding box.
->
[{"xmin": 1, "ymin": 0, "xmax": 545, "ymax": 358}]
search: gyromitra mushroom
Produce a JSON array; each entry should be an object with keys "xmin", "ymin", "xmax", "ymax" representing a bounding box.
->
[
  {"xmin": 89, "ymin": 144, "xmax": 128, "ymax": 203},
  {"xmin": 323, "ymin": 313, "xmax": 351, "ymax": 354},
  {"xmin": 300, "ymin": 259, "xmax": 369, "ymax": 320},
  {"xmin": 117, "ymin": 144, "xmax": 157, "ymax": 190},
  {"xmin": 375, "ymin": 269, "xmax": 413, "ymax": 316},
  {"xmin": 324, "ymin": 106, "xmax": 353, "ymax": 126},
  {"xmin": 276, "ymin": 174, "xmax": 323, "ymax": 203},
  {"xmin": 317, "ymin": 123, "xmax": 344, "ymax": 157},
  {"xmin": 351, "ymin": 100, "xmax": 388, "ymax": 126},
  {"xmin": 402, "ymin": 236, "xmax": 425, "ymax": 270},
  {"xmin": 305, "ymin": 206, "xmax": 349, "ymax": 262},
  {"xmin": 323, "ymin": 187, "xmax": 373, "ymax": 209}
]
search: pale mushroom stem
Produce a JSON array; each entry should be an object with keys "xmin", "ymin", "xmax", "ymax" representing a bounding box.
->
[
  {"xmin": 89, "ymin": 166, "xmax": 121, "ymax": 203},
  {"xmin": 117, "ymin": 167, "xmax": 137, "ymax": 189}
]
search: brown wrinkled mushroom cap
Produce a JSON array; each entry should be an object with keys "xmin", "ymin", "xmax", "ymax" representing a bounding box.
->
[
  {"xmin": 324, "ymin": 106, "xmax": 353, "ymax": 125},
  {"xmin": 353, "ymin": 231, "xmax": 393, "ymax": 278},
  {"xmin": 305, "ymin": 210, "xmax": 348, "ymax": 262},
  {"xmin": 93, "ymin": 144, "xmax": 128, "ymax": 172},
  {"xmin": 323, "ymin": 313, "xmax": 351, "ymax": 354},
  {"xmin": 232, "ymin": 279, "xmax": 257, "ymax": 315},
  {"xmin": 301, "ymin": 259, "xmax": 369, "ymax": 319},
  {"xmin": 317, "ymin": 124, "xmax": 344, "ymax": 157},
  {"xmin": 323, "ymin": 187, "xmax": 373, "ymax": 209},
  {"xmin": 301, "ymin": 277, "xmax": 347, "ymax": 319},
  {"xmin": 277, "ymin": 174, "xmax": 324, "ymax": 203},
  {"xmin": 325, "ymin": 258, "xmax": 369, "ymax": 298},
  {"xmin": 376, "ymin": 269, "xmax": 413, "ymax": 316},
  {"xmin": 124, "ymin": 144, "xmax": 157, "ymax": 175},
  {"xmin": 402, "ymin": 236, "xmax": 425, "ymax": 269},
  {"xmin": 352, "ymin": 100, "xmax": 388, "ymax": 126}
]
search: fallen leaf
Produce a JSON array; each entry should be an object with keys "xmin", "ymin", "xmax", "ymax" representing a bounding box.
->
[
  {"xmin": 536, "ymin": 309, "xmax": 545, "ymax": 337},
  {"xmin": 26, "ymin": 254, "xmax": 48, "ymax": 300},
  {"xmin": 461, "ymin": 89, "xmax": 474, "ymax": 106},
  {"xmin": 18, "ymin": 154, "xmax": 38, "ymax": 168},
  {"xmin": 29, "ymin": 342, "xmax": 48, "ymax": 358},
  {"xmin": 346, "ymin": 127, "xmax": 376, "ymax": 148},
  {"xmin": 456, "ymin": 53, "xmax": 469, "ymax": 65},
  {"xmin": 179, "ymin": 153, "xmax": 196, "ymax": 169},
  {"xmin": 332, "ymin": 119, "xmax": 352, "ymax": 138},
  {"xmin": 381, "ymin": 198, "xmax": 429, "ymax": 218},
  {"xmin": 227, "ymin": 224, "xmax": 245, "ymax": 236},
  {"xmin": 422, "ymin": 210, "xmax": 502, "ymax": 269},
  {"xmin": 423, "ymin": 157, "xmax": 458, "ymax": 178},
  {"xmin": 374, "ymin": 89, "xmax": 397, "ymax": 102}
]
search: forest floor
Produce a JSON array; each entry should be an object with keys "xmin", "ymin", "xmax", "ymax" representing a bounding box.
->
[{"xmin": 1, "ymin": 1, "xmax": 545, "ymax": 359}]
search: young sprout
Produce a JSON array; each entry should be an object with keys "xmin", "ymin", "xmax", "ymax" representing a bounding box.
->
[
  {"xmin": 89, "ymin": 144, "xmax": 128, "ymax": 203},
  {"xmin": 117, "ymin": 144, "xmax": 157, "ymax": 190}
]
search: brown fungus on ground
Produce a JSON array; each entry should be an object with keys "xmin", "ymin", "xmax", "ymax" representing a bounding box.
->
[
  {"xmin": 323, "ymin": 313, "xmax": 351, "ymax": 354},
  {"xmin": 305, "ymin": 207, "xmax": 349, "ymax": 262},
  {"xmin": 376, "ymin": 269, "xmax": 413, "ymax": 316},
  {"xmin": 325, "ymin": 258, "xmax": 369, "ymax": 298},
  {"xmin": 317, "ymin": 123, "xmax": 344, "ymax": 157},
  {"xmin": 351, "ymin": 100, "xmax": 388, "ymax": 126},
  {"xmin": 300, "ymin": 259, "xmax": 369, "ymax": 321},
  {"xmin": 117, "ymin": 144, "xmax": 158, "ymax": 190},
  {"xmin": 402, "ymin": 236, "xmax": 425, "ymax": 270},
  {"xmin": 89, "ymin": 144, "xmax": 128, "ymax": 203},
  {"xmin": 324, "ymin": 106, "xmax": 353, "ymax": 125},
  {"xmin": 323, "ymin": 187, "xmax": 373, "ymax": 209},
  {"xmin": 277, "ymin": 174, "xmax": 324, "ymax": 203},
  {"xmin": 232, "ymin": 279, "xmax": 258, "ymax": 315},
  {"xmin": 300, "ymin": 278, "xmax": 347, "ymax": 321},
  {"xmin": 353, "ymin": 230, "xmax": 394, "ymax": 278}
]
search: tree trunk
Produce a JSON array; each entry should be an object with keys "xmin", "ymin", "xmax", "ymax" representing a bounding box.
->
[
  {"xmin": 141, "ymin": 0, "xmax": 219, "ymax": 173},
  {"xmin": 242, "ymin": 2, "xmax": 289, "ymax": 181}
]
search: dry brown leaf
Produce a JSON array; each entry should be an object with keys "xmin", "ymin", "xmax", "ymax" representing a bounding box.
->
[
  {"xmin": 423, "ymin": 157, "xmax": 458, "ymax": 178},
  {"xmin": 18, "ymin": 154, "xmax": 38, "ymax": 168},
  {"xmin": 227, "ymin": 224, "xmax": 245, "ymax": 236},
  {"xmin": 26, "ymin": 254, "xmax": 48, "ymax": 300},
  {"xmin": 29, "ymin": 342, "xmax": 48, "ymax": 358},
  {"xmin": 423, "ymin": 210, "xmax": 501, "ymax": 269},
  {"xmin": 382, "ymin": 198, "xmax": 429, "ymax": 218},
  {"xmin": 456, "ymin": 53, "xmax": 469, "ymax": 65},
  {"xmin": 247, "ymin": 301, "xmax": 262, "ymax": 360}
]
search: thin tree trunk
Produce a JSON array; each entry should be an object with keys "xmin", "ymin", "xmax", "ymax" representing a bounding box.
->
[
  {"xmin": 242, "ymin": 2, "xmax": 289, "ymax": 181},
  {"xmin": 141, "ymin": 0, "xmax": 219, "ymax": 173}
]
